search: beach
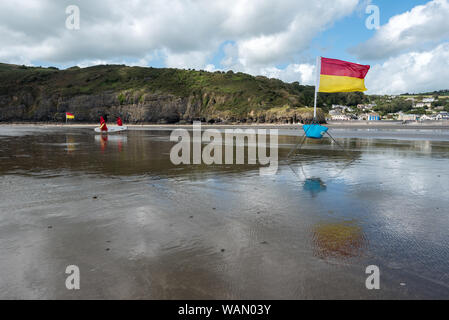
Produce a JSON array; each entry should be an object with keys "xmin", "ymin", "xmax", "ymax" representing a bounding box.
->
[
  {"xmin": 3, "ymin": 119, "xmax": 449, "ymax": 129},
  {"xmin": 0, "ymin": 124, "xmax": 448, "ymax": 299}
]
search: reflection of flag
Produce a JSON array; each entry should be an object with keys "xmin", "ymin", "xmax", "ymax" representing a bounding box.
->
[
  {"xmin": 318, "ymin": 57, "xmax": 370, "ymax": 93},
  {"xmin": 66, "ymin": 112, "xmax": 75, "ymax": 119},
  {"xmin": 66, "ymin": 136, "xmax": 76, "ymax": 154}
]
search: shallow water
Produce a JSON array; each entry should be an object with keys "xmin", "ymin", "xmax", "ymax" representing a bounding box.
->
[{"xmin": 0, "ymin": 125, "xmax": 448, "ymax": 299}]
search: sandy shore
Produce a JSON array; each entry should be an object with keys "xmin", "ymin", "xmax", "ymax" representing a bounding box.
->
[
  {"xmin": 2, "ymin": 120, "xmax": 449, "ymax": 130},
  {"xmin": 1, "ymin": 127, "xmax": 448, "ymax": 299}
]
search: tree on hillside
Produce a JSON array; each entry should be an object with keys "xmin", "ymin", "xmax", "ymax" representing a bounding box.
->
[{"xmin": 374, "ymin": 98, "xmax": 413, "ymax": 115}]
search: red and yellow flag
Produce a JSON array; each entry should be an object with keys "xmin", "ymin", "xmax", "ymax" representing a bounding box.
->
[
  {"xmin": 318, "ymin": 57, "xmax": 370, "ymax": 93},
  {"xmin": 66, "ymin": 112, "xmax": 75, "ymax": 119}
]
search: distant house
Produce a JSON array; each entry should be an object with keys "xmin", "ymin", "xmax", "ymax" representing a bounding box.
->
[
  {"xmin": 398, "ymin": 113, "xmax": 419, "ymax": 121},
  {"xmin": 356, "ymin": 104, "xmax": 375, "ymax": 111},
  {"xmin": 329, "ymin": 109, "xmax": 342, "ymax": 116},
  {"xmin": 415, "ymin": 102, "xmax": 431, "ymax": 108},
  {"xmin": 358, "ymin": 113, "xmax": 380, "ymax": 121},
  {"xmin": 423, "ymin": 97, "xmax": 435, "ymax": 103},
  {"xmin": 368, "ymin": 113, "xmax": 380, "ymax": 121},
  {"xmin": 358, "ymin": 113, "xmax": 369, "ymax": 120},
  {"xmin": 419, "ymin": 114, "xmax": 436, "ymax": 121},
  {"xmin": 386, "ymin": 113, "xmax": 399, "ymax": 120},
  {"xmin": 436, "ymin": 112, "xmax": 449, "ymax": 120},
  {"xmin": 331, "ymin": 104, "xmax": 353, "ymax": 113},
  {"xmin": 331, "ymin": 104, "xmax": 347, "ymax": 109},
  {"xmin": 331, "ymin": 114, "xmax": 352, "ymax": 121}
]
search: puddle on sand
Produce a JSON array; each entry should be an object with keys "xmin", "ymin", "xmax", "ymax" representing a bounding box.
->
[{"xmin": 312, "ymin": 221, "xmax": 367, "ymax": 258}]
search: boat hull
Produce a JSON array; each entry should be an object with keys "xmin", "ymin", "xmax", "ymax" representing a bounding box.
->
[{"xmin": 94, "ymin": 126, "xmax": 128, "ymax": 133}]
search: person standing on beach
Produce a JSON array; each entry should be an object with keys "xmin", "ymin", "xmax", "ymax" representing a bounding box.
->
[{"xmin": 100, "ymin": 116, "xmax": 108, "ymax": 132}]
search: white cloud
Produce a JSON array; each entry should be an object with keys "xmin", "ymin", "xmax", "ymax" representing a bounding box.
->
[
  {"xmin": 0, "ymin": 0, "xmax": 359, "ymax": 77},
  {"xmin": 351, "ymin": 0, "xmax": 449, "ymax": 60},
  {"xmin": 234, "ymin": 0, "xmax": 358, "ymax": 67},
  {"xmin": 220, "ymin": 40, "xmax": 317, "ymax": 84},
  {"xmin": 3, "ymin": 0, "xmax": 447, "ymax": 94},
  {"xmin": 204, "ymin": 64, "xmax": 218, "ymax": 72},
  {"xmin": 365, "ymin": 42, "xmax": 449, "ymax": 94},
  {"xmin": 164, "ymin": 50, "xmax": 214, "ymax": 70},
  {"xmin": 274, "ymin": 40, "xmax": 449, "ymax": 94},
  {"xmin": 258, "ymin": 64, "xmax": 316, "ymax": 84}
]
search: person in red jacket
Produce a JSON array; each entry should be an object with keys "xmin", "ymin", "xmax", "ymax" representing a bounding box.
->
[
  {"xmin": 117, "ymin": 117, "xmax": 123, "ymax": 126},
  {"xmin": 100, "ymin": 116, "xmax": 108, "ymax": 132}
]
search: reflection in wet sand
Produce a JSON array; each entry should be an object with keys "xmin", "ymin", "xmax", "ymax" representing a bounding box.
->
[
  {"xmin": 1, "ymin": 126, "xmax": 449, "ymax": 298},
  {"xmin": 94, "ymin": 134, "xmax": 127, "ymax": 153},
  {"xmin": 303, "ymin": 178, "xmax": 327, "ymax": 197},
  {"xmin": 66, "ymin": 136, "xmax": 76, "ymax": 154},
  {"xmin": 312, "ymin": 221, "xmax": 367, "ymax": 258}
]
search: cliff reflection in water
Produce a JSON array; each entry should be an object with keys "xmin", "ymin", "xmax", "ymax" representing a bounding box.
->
[{"xmin": 0, "ymin": 129, "xmax": 361, "ymax": 179}]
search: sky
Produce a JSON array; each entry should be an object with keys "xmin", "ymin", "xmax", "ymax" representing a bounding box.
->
[{"xmin": 1, "ymin": 0, "xmax": 449, "ymax": 94}]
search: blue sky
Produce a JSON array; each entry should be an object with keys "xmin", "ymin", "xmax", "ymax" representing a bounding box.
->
[
  {"xmin": 1, "ymin": 0, "xmax": 449, "ymax": 94},
  {"xmin": 311, "ymin": 1, "xmax": 402, "ymax": 59},
  {"xmin": 309, "ymin": 0, "xmax": 429, "ymax": 63},
  {"xmin": 160, "ymin": 0, "xmax": 431, "ymax": 72},
  {"xmin": 140, "ymin": 0, "xmax": 432, "ymax": 71}
]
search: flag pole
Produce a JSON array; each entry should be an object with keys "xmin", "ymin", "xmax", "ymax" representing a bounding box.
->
[{"xmin": 313, "ymin": 56, "xmax": 321, "ymax": 121}]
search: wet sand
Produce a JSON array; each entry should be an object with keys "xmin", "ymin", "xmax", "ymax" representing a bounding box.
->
[
  {"xmin": 3, "ymin": 120, "xmax": 449, "ymax": 130},
  {"xmin": 0, "ymin": 125, "xmax": 448, "ymax": 299}
]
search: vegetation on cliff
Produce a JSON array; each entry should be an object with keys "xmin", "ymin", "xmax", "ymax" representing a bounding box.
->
[{"xmin": 0, "ymin": 63, "xmax": 367, "ymax": 123}]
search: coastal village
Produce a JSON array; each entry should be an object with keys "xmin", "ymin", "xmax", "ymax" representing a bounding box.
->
[{"xmin": 328, "ymin": 95, "xmax": 449, "ymax": 122}]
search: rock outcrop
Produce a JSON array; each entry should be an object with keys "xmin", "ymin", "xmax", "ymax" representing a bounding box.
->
[{"xmin": 0, "ymin": 63, "xmax": 326, "ymax": 123}]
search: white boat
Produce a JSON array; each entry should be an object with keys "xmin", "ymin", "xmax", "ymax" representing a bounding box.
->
[{"xmin": 94, "ymin": 125, "xmax": 128, "ymax": 133}]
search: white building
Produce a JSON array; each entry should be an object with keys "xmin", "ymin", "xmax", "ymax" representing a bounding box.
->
[
  {"xmin": 356, "ymin": 104, "xmax": 375, "ymax": 111},
  {"xmin": 331, "ymin": 105, "xmax": 353, "ymax": 112},
  {"xmin": 329, "ymin": 109, "xmax": 342, "ymax": 116},
  {"xmin": 332, "ymin": 104, "xmax": 347, "ymax": 109},
  {"xmin": 331, "ymin": 114, "xmax": 352, "ymax": 121},
  {"xmin": 436, "ymin": 112, "xmax": 449, "ymax": 120},
  {"xmin": 398, "ymin": 113, "xmax": 419, "ymax": 121},
  {"xmin": 419, "ymin": 114, "xmax": 436, "ymax": 121},
  {"xmin": 415, "ymin": 102, "xmax": 431, "ymax": 108},
  {"xmin": 358, "ymin": 113, "xmax": 380, "ymax": 120}
]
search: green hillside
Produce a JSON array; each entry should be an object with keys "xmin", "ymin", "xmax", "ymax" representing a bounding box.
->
[{"xmin": 0, "ymin": 63, "xmax": 367, "ymax": 123}]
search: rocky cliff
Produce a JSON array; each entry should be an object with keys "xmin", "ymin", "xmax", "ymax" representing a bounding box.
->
[{"xmin": 0, "ymin": 63, "xmax": 326, "ymax": 124}]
